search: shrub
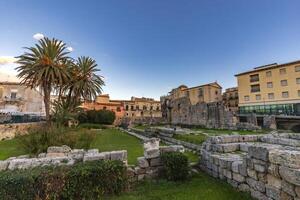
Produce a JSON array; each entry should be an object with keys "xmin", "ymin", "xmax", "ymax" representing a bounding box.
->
[
  {"xmin": 79, "ymin": 110, "xmax": 116, "ymax": 125},
  {"xmin": 161, "ymin": 152, "xmax": 189, "ymax": 181},
  {"xmin": 18, "ymin": 126, "xmax": 96, "ymax": 155},
  {"xmin": 0, "ymin": 160, "xmax": 127, "ymax": 200}
]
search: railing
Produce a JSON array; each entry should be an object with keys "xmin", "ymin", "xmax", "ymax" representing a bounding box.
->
[{"xmin": 0, "ymin": 114, "xmax": 45, "ymax": 124}]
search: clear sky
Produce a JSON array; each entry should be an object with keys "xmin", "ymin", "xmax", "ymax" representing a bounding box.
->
[{"xmin": 1, "ymin": 0, "xmax": 300, "ymax": 100}]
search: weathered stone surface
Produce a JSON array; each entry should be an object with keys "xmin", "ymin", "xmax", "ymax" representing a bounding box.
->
[
  {"xmin": 232, "ymin": 160, "xmax": 242, "ymax": 173},
  {"xmin": 280, "ymin": 191, "xmax": 293, "ymax": 200},
  {"xmin": 250, "ymin": 189, "xmax": 268, "ymax": 200},
  {"xmin": 266, "ymin": 185, "xmax": 280, "ymax": 200},
  {"xmin": 137, "ymin": 157, "xmax": 149, "ymax": 168},
  {"xmin": 254, "ymin": 164, "xmax": 266, "ymax": 173},
  {"xmin": 47, "ymin": 145, "xmax": 72, "ymax": 154},
  {"xmin": 268, "ymin": 164, "xmax": 280, "ymax": 178},
  {"xmin": 247, "ymin": 168, "xmax": 258, "ymax": 180},
  {"xmin": 232, "ymin": 173, "xmax": 245, "ymax": 183},
  {"xmin": 281, "ymin": 180, "xmax": 296, "ymax": 197},
  {"xmin": 144, "ymin": 148, "xmax": 160, "ymax": 159},
  {"xmin": 269, "ymin": 149, "xmax": 300, "ymax": 168},
  {"xmin": 246, "ymin": 177, "xmax": 266, "ymax": 193},
  {"xmin": 267, "ymin": 174, "xmax": 282, "ymax": 189},
  {"xmin": 0, "ymin": 161, "xmax": 9, "ymax": 171},
  {"xmin": 248, "ymin": 146, "xmax": 269, "ymax": 161},
  {"xmin": 110, "ymin": 150, "xmax": 127, "ymax": 161},
  {"xmin": 227, "ymin": 178, "xmax": 238, "ymax": 188},
  {"xmin": 295, "ymin": 186, "xmax": 300, "ymax": 197},
  {"xmin": 134, "ymin": 166, "xmax": 146, "ymax": 175},
  {"xmin": 257, "ymin": 173, "xmax": 267, "ymax": 183},
  {"xmin": 279, "ymin": 166, "xmax": 300, "ymax": 186},
  {"xmin": 238, "ymin": 184, "xmax": 250, "ymax": 192},
  {"xmin": 83, "ymin": 152, "xmax": 105, "ymax": 162},
  {"xmin": 144, "ymin": 138, "xmax": 160, "ymax": 150}
]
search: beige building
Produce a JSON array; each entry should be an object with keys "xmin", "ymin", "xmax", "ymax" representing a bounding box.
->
[
  {"xmin": 168, "ymin": 82, "xmax": 222, "ymax": 105},
  {"xmin": 222, "ymin": 87, "xmax": 239, "ymax": 112},
  {"xmin": 0, "ymin": 82, "xmax": 44, "ymax": 114},
  {"xmin": 235, "ymin": 60, "xmax": 300, "ymax": 115},
  {"xmin": 123, "ymin": 97, "xmax": 161, "ymax": 118}
]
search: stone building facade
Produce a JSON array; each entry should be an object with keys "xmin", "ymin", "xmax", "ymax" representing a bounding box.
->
[
  {"xmin": 0, "ymin": 82, "xmax": 44, "ymax": 115},
  {"xmin": 223, "ymin": 87, "xmax": 239, "ymax": 112}
]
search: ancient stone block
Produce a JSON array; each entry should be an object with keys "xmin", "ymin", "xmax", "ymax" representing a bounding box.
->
[
  {"xmin": 83, "ymin": 152, "xmax": 105, "ymax": 162},
  {"xmin": 281, "ymin": 180, "xmax": 296, "ymax": 197},
  {"xmin": 144, "ymin": 148, "xmax": 160, "ymax": 159},
  {"xmin": 268, "ymin": 164, "xmax": 280, "ymax": 178},
  {"xmin": 257, "ymin": 173, "xmax": 267, "ymax": 183},
  {"xmin": 150, "ymin": 157, "xmax": 162, "ymax": 167},
  {"xmin": 246, "ymin": 177, "xmax": 266, "ymax": 193},
  {"xmin": 266, "ymin": 185, "xmax": 280, "ymax": 200},
  {"xmin": 280, "ymin": 191, "xmax": 293, "ymax": 200},
  {"xmin": 238, "ymin": 184, "xmax": 250, "ymax": 192},
  {"xmin": 232, "ymin": 161, "xmax": 242, "ymax": 173},
  {"xmin": 232, "ymin": 173, "xmax": 245, "ymax": 183},
  {"xmin": 0, "ymin": 161, "xmax": 9, "ymax": 171},
  {"xmin": 144, "ymin": 138, "xmax": 160, "ymax": 150},
  {"xmin": 267, "ymin": 174, "xmax": 282, "ymax": 189},
  {"xmin": 279, "ymin": 166, "xmax": 300, "ymax": 186},
  {"xmin": 137, "ymin": 157, "xmax": 149, "ymax": 168},
  {"xmin": 110, "ymin": 150, "xmax": 127, "ymax": 161},
  {"xmin": 295, "ymin": 186, "xmax": 300, "ymax": 197},
  {"xmin": 227, "ymin": 178, "xmax": 238, "ymax": 188},
  {"xmin": 248, "ymin": 146, "xmax": 269, "ymax": 161},
  {"xmin": 269, "ymin": 149, "xmax": 300, "ymax": 168},
  {"xmin": 135, "ymin": 166, "xmax": 146, "ymax": 175},
  {"xmin": 247, "ymin": 168, "xmax": 258, "ymax": 180},
  {"xmin": 250, "ymin": 189, "xmax": 268, "ymax": 200},
  {"xmin": 254, "ymin": 164, "xmax": 266, "ymax": 173},
  {"xmin": 47, "ymin": 145, "xmax": 72, "ymax": 154}
]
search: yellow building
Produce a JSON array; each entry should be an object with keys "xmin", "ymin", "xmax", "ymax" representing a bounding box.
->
[
  {"xmin": 222, "ymin": 87, "xmax": 239, "ymax": 112},
  {"xmin": 235, "ymin": 60, "xmax": 300, "ymax": 115},
  {"xmin": 168, "ymin": 82, "xmax": 222, "ymax": 105},
  {"xmin": 123, "ymin": 97, "xmax": 161, "ymax": 118}
]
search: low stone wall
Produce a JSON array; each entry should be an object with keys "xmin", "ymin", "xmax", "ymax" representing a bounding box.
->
[
  {"xmin": 0, "ymin": 138, "xmax": 184, "ymax": 183},
  {"xmin": 0, "ymin": 122, "xmax": 45, "ymax": 140},
  {"xmin": 200, "ymin": 134, "xmax": 300, "ymax": 200}
]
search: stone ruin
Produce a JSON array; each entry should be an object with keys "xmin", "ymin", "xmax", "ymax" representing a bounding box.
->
[
  {"xmin": 200, "ymin": 133, "xmax": 300, "ymax": 200},
  {"xmin": 0, "ymin": 138, "xmax": 184, "ymax": 183}
]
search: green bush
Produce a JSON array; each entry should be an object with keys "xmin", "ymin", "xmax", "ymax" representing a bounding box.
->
[
  {"xmin": 0, "ymin": 160, "xmax": 127, "ymax": 200},
  {"xmin": 161, "ymin": 152, "xmax": 189, "ymax": 182},
  {"xmin": 18, "ymin": 126, "xmax": 96, "ymax": 155},
  {"xmin": 78, "ymin": 110, "xmax": 116, "ymax": 125}
]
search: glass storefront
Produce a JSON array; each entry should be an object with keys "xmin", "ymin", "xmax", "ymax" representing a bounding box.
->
[{"xmin": 239, "ymin": 103, "xmax": 300, "ymax": 116}]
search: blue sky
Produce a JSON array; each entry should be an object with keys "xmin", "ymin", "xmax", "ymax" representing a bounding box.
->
[{"xmin": 1, "ymin": 0, "xmax": 300, "ymax": 100}]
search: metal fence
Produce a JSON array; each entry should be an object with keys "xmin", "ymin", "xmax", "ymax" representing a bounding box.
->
[{"xmin": 0, "ymin": 114, "xmax": 45, "ymax": 124}]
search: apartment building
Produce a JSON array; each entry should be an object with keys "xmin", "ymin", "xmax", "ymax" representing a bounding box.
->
[
  {"xmin": 235, "ymin": 60, "xmax": 300, "ymax": 116},
  {"xmin": 168, "ymin": 82, "xmax": 222, "ymax": 105}
]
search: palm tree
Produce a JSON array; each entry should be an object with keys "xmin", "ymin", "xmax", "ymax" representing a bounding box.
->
[
  {"xmin": 16, "ymin": 37, "xmax": 71, "ymax": 123},
  {"xmin": 65, "ymin": 56, "xmax": 104, "ymax": 106}
]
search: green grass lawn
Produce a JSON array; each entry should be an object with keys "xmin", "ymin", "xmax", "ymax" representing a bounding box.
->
[
  {"xmin": 0, "ymin": 138, "xmax": 27, "ymax": 160},
  {"xmin": 112, "ymin": 172, "xmax": 253, "ymax": 200},
  {"xmin": 174, "ymin": 133, "xmax": 208, "ymax": 145}
]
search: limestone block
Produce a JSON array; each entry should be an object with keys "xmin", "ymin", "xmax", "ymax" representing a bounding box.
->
[
  {"xmin": 38, "ymin": 153, "xmax": 46, "ymax": 158},
  {"xmin": 134, "ymin": 166, "xmax": 146, "ymax": 175},
  {"xmin": 240, "ymin": 143, "xmax": 250, "ymax": 152},
  {"xmin": 247, "ymin": 168, "xmax": 258, "ymax": 180},
  {"xmin": 248, "ymin": 146, "xmax": 269, "ymax": 161},
  {"xmin": 227, "ymin": 178, "xmax": 238, "ymax": 188},
  {"xmin": 211, "ymin": 164, "xmax": 219, "ymax": 173},
  {"xmin": 268, "ymin": 164, "xmax": 280, "ymax": 178},
  {"xmin": 254, "ymin": 164, "xmax": 266, "ymax": 173},
  {"xmin": 83, "ymin": 152, "xmax": 105, "ymax": 162},
  {"xmin": 239, "ymin": 162, "xmax": 247, "ymax": 176},
  {"xmin": 269, "ymin": 149, "xmax": 300, "ymax": 168},
  {"xmin": 232, "ymin": 173, "xmax": 245, "ymax": 183},
  {"xmin": 267, "ymin": 174, "xmax": 282, "ymax": 189},
  {"xmin": 250, "ymin": 189, "xmax": 268, "ymax": 200},
  {"xmin": 295, "ymin": 186, "xmax": 300, "ymax": 197},
  {"xmin": 232, "ymin": 161, "xmax": 242, "ymax": 173},
  {"xmin": 238, "ymin": 184, "xmax": 250, "ymax": 192},
  {"xmin": 137, "ymin": 157, "xmax": 149, "ymax": 168},
  {"xmin": 223, "ymin": 169, "xmax": 232, "ymax": 179},
  {"xmin": 144, "ymin": 148, "xmax": 160, "ymax": 159},
  {"xmin": 110, "ymin": 150, "xmax": 127, "ymax": 161},
  {"xmin": 137, "ymin": 174, "xmax": 145, "ymax": 181},
  {"xmin": 47, "ymin": 145, "xmax": 72, "ymax": 154},
  {"xmin": 266, "ymin": 185, "xmax": 280, "ymax": 200},
  {"xmin": 257, "ymin": 173, "xmax": 267, "ymax": 183},
  {"xmin": 46, "ymin": 152, "xmax": 66, "ymax": 157},
  {"xmin": 281, "ymin": 180, "xmax": 296, "ymax": 197},
  {"xmin": 246, "ymin": 177, "xmax": 266, "ymax": 193},
  {"xmin": 279, "ymin": 166, "xmax": 300, "ymax": 186},
  {"xmin": 280, "ymin": 191, "xmax": 293, "ymax": 200},
  {"xmin": 150, "ymin": 157, "xmax": 162, "ymax": 167},
  {"xmin": 87, "ymin": 149, "xmax": 99, "ymax": 154},
  {"xmin": 144, "ymin": 138, "xmax": 160, "ymax": 150},
  {"xmin": 0, "ymin": 161, "xmax": 9, "ymax": 171}
]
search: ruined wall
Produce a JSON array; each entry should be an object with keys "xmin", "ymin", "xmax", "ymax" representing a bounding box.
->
[
  {"xmin": 200, "ymin": 134, "xmax": 300, "ymax": 200},
  {"xmin": 0, "ymin": 122, "xmax": 45, "ymax": 140},
  {"xmin": 169, "ymin": 97, "xmax": 237, "ymax": 129}
]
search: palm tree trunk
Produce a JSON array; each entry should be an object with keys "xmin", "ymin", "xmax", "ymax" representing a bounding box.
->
[{"xmin": 43, "ymin": 84, "xmax": 51, "ymax": 123}]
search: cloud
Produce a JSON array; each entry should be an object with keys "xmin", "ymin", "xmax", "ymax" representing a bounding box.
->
[
  {"xmin": 33, "ymin": 33, "xmax": 44, "ymax": 40},
  {"xmin": 0, "ymin": 56, "xmax": 18, "ymax": 65},
  {"xmin": 66, "ymin": 46, "xmax": 73, "ymax": 52}
]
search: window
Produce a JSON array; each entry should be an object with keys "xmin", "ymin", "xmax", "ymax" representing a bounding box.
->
[
  {"xmin": 131, "ymin": 105, "xmax": 134, "ymax": 110},
  {"xmin": 199, "ymin": 88, "xmax": 203, "ymax": 97},
  {"xmin": 251, "ymin": 84, "xmax": 260, "ymax": 93},
  {"xmin": 298, "ymin": 90, "xmax": 300, "ymax": 97},
  {"xmin": 267, "ymin": 82, "xmax": 273, "ymax": 88},
  {"xmin": 143, "ymin": 105, "xmax": 147, "ymax": 110},
  {"xmin": 266, "ymin": 71, "xmax": 272, "ymax": 77},
  {"xmin": 281, "ymin": 80, "xmax": 288, "ymax": 86},
  {"xmin": 215, "ymin": 90, "xmax": 218, "ymax": 95},
  {"xmin": 256, "ymin": 94, "xmax": 261, "ymax": 100},
  {"xmin": 282, "ymin": 91, "xmax": 289, "ymax": 98},
  {"xmin": 156, "ymin": 107, "xmax": 160, "ymax": 111},
  {"xmin": 125, "ymin": 105, "xmax": 129, "ymax": 111},
  {"xmin": 116, "ymin": 107, "xmax": 121, "ymax": 112},
  {"xmin": 244, "ymin": 96, "xmax": 250, "ymax": 101},
  {"xmin": 295, "ymin": 66, "xmax": 300, "ymax": 72},
  {"xmin": 297, "ymin": 78, "xmax": 300, "ymax": 84},
  {"xmin": 136, "ymin": 105, "xmax": 140, "ymax": 110},
  {"xmin": 250, "ymin": 74, "xmax": 259, "ymax": 82},
  {"xmin": 0, "ymin": 88, "xmax": 3, "ymax": 99},
  {"xmin": 10, "ymin": 92, "xmax": 17, "ymax": 99},
  {"xmin": 103, "ymin": 106, "xmax": 107, "ymax": 110},
  {"xmin": 268, "ymin": 93, "xmax": 274, "ymax": 99},
  {"xmin": 280, "ymin": 68, "xmax": 286, "ymax": 75}
]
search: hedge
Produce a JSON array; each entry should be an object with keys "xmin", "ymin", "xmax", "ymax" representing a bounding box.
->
[
  {"xmin": 161, "ymin": 152, "xmax": 189, "ymax": 181},
  {"xmin": 0, "ymin": 160, "xmax": 127, "ymax": 200}
]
